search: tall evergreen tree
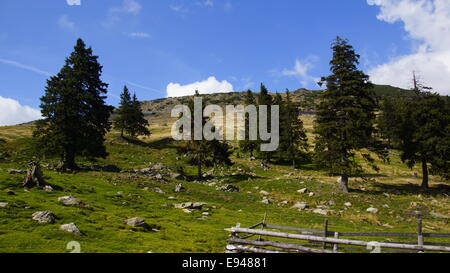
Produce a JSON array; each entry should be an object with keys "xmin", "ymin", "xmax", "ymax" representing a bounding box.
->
[
  {"xmin": 279, "ymin": 90, "xmax": 309, "ymax": 168},
  {"xmin": 381, "ymin": 84, "xmax": 450, "ymax": 188},
  {"xmin": 33, "ymin": 39, "xmax": 113, "ymax": 170},
  {"xmin": 314, "ymin": 37, "xmax": 386, "ymax": 192},
  {"xmin": 114, "ymin": 86, "xmax": 150, "ymax": 138},
  {"xmin": 257, "ymin": 83, "xmax": 274, "ymax": 163},
  {"xmin": 239, "ymin": 89, "xmax": 258, "ymax": 157}
]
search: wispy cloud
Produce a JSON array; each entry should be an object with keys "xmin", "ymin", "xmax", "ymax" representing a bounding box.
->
[
  {"xmin": 169, "ymin": 4, "xmax": 189, "ymax": 13},
  {"xmin": 272, "ymin": 56, "xmax": 320, "ymax": 88},
  {"xmin": 58, "ymin": 15, "xmax": 76, "ymax": 33},
  {"xmin": 127, "ymin": 32, "xmax": 151, "ymax": 38},
  {"xmin": 111, "ymin": 0, "xmax": 142, "ymax": 15},
  {"xmin": 0, "ymin": 58, "xmax": 52, "ymax": 77},
  {"xmin": 126, "ymin": 81, "xmax": 166, "ymax": 95}
]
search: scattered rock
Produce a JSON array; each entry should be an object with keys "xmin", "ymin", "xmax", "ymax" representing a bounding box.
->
[
  {"xmin": 124, "ymin": 217, "xmax": 149, "ymax": 228},
  {"xmin": 261, "ymin": 198, "xmax": 270, "ymax": 204},
  {"xmin": 383, "ymin": 204, "xmax": 390, "ymax": 208},
  {"xmin": 291, "ymin": 202, "xmax": 308, "ymax": 211},
  {"xmin": 297, "ymin": 188, "xmax": 308, "ymax": 194},
  {"xmin": 43, "ymin": 185, "xmax": 53, "ymax": 192},
  {"xmin": 32, "ymin": 211, "xmax": 56, "ymax": 224},
  {"xmin": 6, "ymin": 190, "xmax": 15, "ymax": 195},
  {"xmin": 344, "ymin": 202, "xmax": 352, "ymax": 207},
  {"xmin": 366, "ymin": 207, "xmax": 379, "ymax": 214},
  {"xmin": 58, "ymin": 196, "xmax": 84, "ymax": 207},
  {"xmin": 328, "ymin": 200, "xmax": 336, "ymax": 206},
  {"xmin": 0, "ymin": 202, "xmax": 8, "ymax": 208},
  {"xmin": 174, "ymin": 202, "xmax": 207, "ymax": 210},
  {"xmin": 59, "ymin": 223, "xmax": 81, "ymax": 235},
  {"xmin": 8, "ymin": 169, "xmax": 26, "ymax": 175},
  {"xmin": 313, "ymin": 209, "xmax": 328, "ymax": 215},
  {"xmin": 202, "ymin": 212, "xmax": 210, "ymax": 216},
  {"xmin": 308, "ymin": 192, "xmax": 315, "ymax": 197},
  {"xmin": 183, "ymin": 209, "xmax": 192, "ymax": 214},
  {"xmin": 175, "ymin": 184, "xmax": 185, "ymax": 193},
  {"xmin": 153, "ymin": 188, "xmax": 165, "ymax": 194},
  {"xmin": 168, "ymin": 196, "xmax": 177, "ymax": 200},
  {"xmin": 430, "ymin": 211, "xmax": 449, "ymax": 219},
  {"xmin": 170, "ymin": 173, "xmax": 184, "ymax": 180},
  {"xmin": 218, "ymin": 184, "xmax": 239, "ymax": 193},
  {"xmin": 154, "ymin": 173, "xmax": 164, "ymax": 180},
  {"xmin": 259, "ymin": 190, "xmax": 269, "ymax": 196}
]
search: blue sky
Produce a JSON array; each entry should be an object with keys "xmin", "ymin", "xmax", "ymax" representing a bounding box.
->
[{"xmin": 1, "ymin": 0, "xmax": 449, "ymax": 125}]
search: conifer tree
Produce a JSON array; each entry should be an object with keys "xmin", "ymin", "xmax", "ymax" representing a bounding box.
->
[
  {"xmin": 129, "ymin": 93, "xmax": 150, "ymax": 138},
  {"xmin": 239, "ymin": 89, "xmax": 258, "ymax": 157},
  {"xmin": 314, "ymin": 37, "xmax": 386, "ymax": 192},
  {"xmin": 257, "ymin": 83, "xmax": 274, "ymax": 163},
  {"xmin": 279, "ymin": 90, "xmax": 309, "ymax": 168},
  {"xmin": 33, "ymin": 38, "xmax": 113, "ymax": 170}
]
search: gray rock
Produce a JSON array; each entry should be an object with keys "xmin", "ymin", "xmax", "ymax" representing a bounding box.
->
[
  {"xmin": 174, "ymin": 202, "xmax": 207, "ymax": 210},
  {"xmin": 328, "ymin": 200, "xmax": 336, "ymax": 206},
  {"xmin": 261, "ymin": 198, "xmax": 270, "ymax": 204},
  {"xmin": 153, "ymin": 188, "xmax": 165, "ymax": 194},
  {"xmin": 218, "ymin": 184, "xmax": 239, "ymax": 193},
  {"xmin": 6, "ymin": 190, "xmax": 15, "ymax": 195},
  {"xmin": 313, "ymin": 209, "xmax": 328, "ymax": 216},
  {"xmin": 366, "ymin": 207, "xmax": 379, "ymax": 214},
  {"xmin": 259, "ymin": 190, "xmax": 269, "ymax": 196},
  {"xmin": 291, "ymin": 202, "xmax": 308, "ymax": 210},
  {"xmin": 344, "ymin": 202, "xmax": 352, "ymax": 207},
  {"xmin": 170, "ymin": 173, "xmax": 184, "ymax": 180},
  {"xmin": 59, "ymin": 223, "xmax": 81, "ymax": 235},
  {"xmin": 297, "ymin": 188, "xmax": 308, "ymax": 194},
  {"xmin": 124, "ymin": 217, "xmax": 149, "ymax": 228},
  {"xmin": 32, "ymin": 211, "xmax": 56, "ymax": 224},
  {"xmin": 175, "ymin": 184, "xmax": 185, "ymax": 193},
  {"xmin": 58, "ymin": 196, "xmax": 83, "ymax": 207},
  {"xmin": 0, "ymin": 202, "xmax": 8, "ymax": 208},
  {"xmin": 43, "ymin": 185, "xmax": 53, "ymax": 192}
]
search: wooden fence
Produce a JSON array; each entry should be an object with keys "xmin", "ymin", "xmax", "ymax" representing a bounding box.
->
[{"xmin": 225, "ymin": 218, "xmax": 450, "ymax": 253}]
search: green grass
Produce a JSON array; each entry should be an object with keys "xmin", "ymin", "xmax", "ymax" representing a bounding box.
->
[{"xmin": 0, "ymin": 121, "xmax": 449, "ymax": 253}]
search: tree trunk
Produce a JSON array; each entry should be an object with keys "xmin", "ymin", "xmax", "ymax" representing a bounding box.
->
[
  {"xmin": 421, "ymin": 159, "xmax": 429, "ymax": 189},
  {"xmin": 197, "ymin": 158, "xmax": 202, "ymax": 180},
  {"xmin": 292, "ymin": 158, "xmax": 296, "ymax": 169},
  {"xmin": 340, "ymin": 175, "xmax": 349, "ymax": 193},
  {"xmin": 63, "ymin": 150, "xmax": 78, "ymax": 171}
]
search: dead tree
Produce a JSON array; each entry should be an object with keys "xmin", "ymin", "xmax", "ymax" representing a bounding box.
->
[{"xmin": 23, "ymin": 161, "xmax": 46, "ymax": 188}]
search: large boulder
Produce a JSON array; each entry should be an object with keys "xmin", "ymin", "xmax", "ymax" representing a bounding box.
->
[
  {"xmin": 291, "ymin": 202, "xmax": 308, "ymax": 211},
  {"xmin": 32, "ymin": 211, "xmax": 56, "ymax": 224},
  {"xmin": 59, "ymin": 223, "xmax": 81, "ymax": 235},
  {"xmin": 124, "ymin": 217, "xmax": 149, "ymax": 228},
  {"xmin": 218, "ymin": 185, "xmax": 239, "ymax": 193},
  {"xmin": 58, "ymin": 196, "xmax": 84, "ymax": 207}
]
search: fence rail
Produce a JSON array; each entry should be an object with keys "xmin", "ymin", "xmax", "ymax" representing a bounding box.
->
[{"xmin": 225, "ymin": 218, "xmax": 450, "ymax": 253}]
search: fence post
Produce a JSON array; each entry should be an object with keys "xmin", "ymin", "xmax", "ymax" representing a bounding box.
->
[
  {"xmin": 333, "ymin": 232, "xmax": 339, "ymax": 253},
  {"xmin": 417, "ymin": 216, "xmax": 424, "ymax": 253},
  {"xmin": 323, "ymin": 219, "xmax": 329, "ymax": 249}
]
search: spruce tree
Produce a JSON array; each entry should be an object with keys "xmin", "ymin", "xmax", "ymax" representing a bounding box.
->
[
  {"xmin": 257, "ymin": 83, "xmax": 274, "ymax": 163},
  {"xmin": 314, "ymin": 37, "xmax": 385, "ymax": 192},
  {"xmin": 279, "ymin": 90, "xmax": 309, "ymax": 168},
  {"xmin": 129, "ymin": 93, "xmax": 150, "ymax": 138},
  {"xmin": 33, "ymin": 38, "xmax": 113, "ymax": 170},
  {"xmin": 239, "ymin": 89, "xmax": 258, "ymax": 158}
]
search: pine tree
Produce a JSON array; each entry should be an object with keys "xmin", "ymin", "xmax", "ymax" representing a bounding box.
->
[
  {"xmin": 33, "ymin": 38, "xmax": 113, "ymax": 170},
  {"xmin": 113, "ymin": 86, "xmax": 133, "ymax": 138},
  {"xmin": 239, "ymin": 89, "xmax": 258, "ymax": 157},
  {"xmin": 257, "ymin": 83, "xmax": 273, "ymax": 163},
  {"xmin": 382, "ymin": 81, "xmax": 450, "ymax": 188},
  {"xmin": 314, "ymin": 37, "xmax": 386, "ymax": 193},
  {"xmin": 114, "ymin": 86, "xmax": 150, "ymax": 138},
  {"xmin": 279, "ymin": 90, "xmax": 309, "ymax": 168}
]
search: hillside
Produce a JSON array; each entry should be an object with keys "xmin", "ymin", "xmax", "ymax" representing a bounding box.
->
[{"xmin": 0, "ymin": 108, "xmax": 448, "ymax": 253}]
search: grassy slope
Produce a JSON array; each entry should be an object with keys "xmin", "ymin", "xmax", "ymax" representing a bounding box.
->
[{"xmin": 0, "ymin": 116, "xmax": 449, "ymax": 253}]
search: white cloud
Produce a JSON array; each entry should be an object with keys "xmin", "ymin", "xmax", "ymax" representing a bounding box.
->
[
  {"xmin": 58, "ymin": 15, "xmax": 76, "ymax": 32},
  {"xmin": 66, "ymin": 0, "xmax": 81, "ymax": 6},
  {"xmin": 367, "ymin": 0, "xmax": 450, "ymax": 95},
  {"xmin": 0, "ymin": 96, "xmax": 42, "ymax": 126},
  {"xmin": 127, "ymin": 32, "xmax": 151, "ymax": 38},
  {"xmin": 167, "ymin": 76, "xmax": 234, "ymax": 97},
  {"xmin": 0, "ymin": 58, "xmax": 52, "ymax": 77},
  {"xmin": 275, "ymin": 57, "xmax": 319, "ymax": 88},
  {"xmin": 170, "ymin": 4, "xmax": 189, "ymax": 13},
  {"xmin": 111, "ymin": 0, "xmax": 141, "ymax": 15}
]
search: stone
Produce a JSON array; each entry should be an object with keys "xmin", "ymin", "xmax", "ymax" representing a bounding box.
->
[
  {"xmin": 175, "ymin": 184, "xmax": 185, "ymax": 193},
  {"xmin": 337, "ymin": 176, "xmax": 342, "ymax": 184},
  {"xmin": 124, "ymin": 217, "xmax": 149, "ymax": 228},
  {"xmin": 183, "ymin": 209, "xmax": 192, "ymax": 214},
  {"xmin": 328, "ymin": 200, "xmax": 336, "ymax": 206},
  {"xmin": 291, "ymin": 202, "xmax": 308, "ymax": 210},
  {"xmin": 313, "ymin": 209, "xmax": 328, "ymax": 215},
  {"xmin": 259, "ymin": 190, "xmax": 269, "ymax": 196},
  {"xmin": 153, "ymin": 188, "xmax": 165, "ymax": 194},
  {"xmin": 43, "ymin": 185, "xmax": 53, "ymax": 192},
  {"xmin": 0, "ymin": 202, "xmax": 8, "ymax": 208},
  {"xmin": 366, "ymin": 207, "xmax": 379, "ymax": 214},
  {"xmin": 155, "ymin": 174, "xmax": 164, "ymax": 180},
  {"xmin": 344, "ymin": 202, "xmax": 352, "ymax": 207},
  {"xmin": 218, "ymin": 184, "xmax": 239, "ymax": 193},
  {"xmin": 430, "ymin": 211, "xmax": 449, "ymax": 219},
  {"xmin": 202, "ymin": 212, "xmax": 210, "ymax": 216},
  {"xmin": 261, "ymin": 198, "xmax": 270, "ymax": 204},
  {"xmin": 59, "ymin": 223, "xmax": 81, "ymax": 235},
  {"xmin": 383, "ymin": 204, "xmax": 390, "ymax": 208},
  {"xmin": 174, "ymin": 202, "xmax": 207, "ymax": 210},
  {"xmin": 168, "ymin": 196, "xmax": 177, "ymax": 200},
  {"xmin": 6, "ymin": 190, "xmax": 15, "ymax": 195},
  {"xmin": 297, "ymin": 188, "xmax": 308, "ymax": 194},
  {"xmin": 58, "ymin": 196, "xmax": 83, "ymax": 207},
  {"xmin": 309, "ymin": 192, "xmax": 315, "ymax": 197},
  {"xmin": 170, "ymin": 173, "xmax": 184, "ymax": 180},
  {"xmin": 32, "ymin": 211, "xmax": 56, "ymax": 224}
]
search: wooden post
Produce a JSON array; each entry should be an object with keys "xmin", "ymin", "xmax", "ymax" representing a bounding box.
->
[
  {"xmin": 333, "ymin": 232, "xmax": 339, "ymax": 253},
  {"xmin": 417, "ymin": 217, "xmax": 424, "ymax": 253},
  {"xmin": 258, "ymin": 212, "xmax": 267, "ymax": 241},
  {"xmin": 323, "ymin": 219, "xmax": 329, "ymax": 249}
]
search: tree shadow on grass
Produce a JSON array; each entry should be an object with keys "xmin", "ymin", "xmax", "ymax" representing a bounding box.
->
[
  {"xmin": 122, "ymin": 136, "xmax": 176, "ymax": 150},
  {"xmin": 351, "ymin": 182, "xmax": 450, "ymax": 197}
]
